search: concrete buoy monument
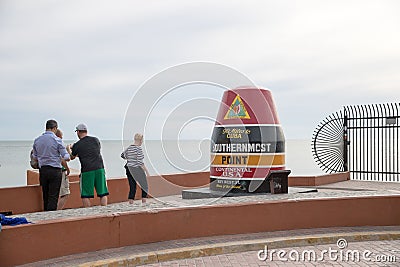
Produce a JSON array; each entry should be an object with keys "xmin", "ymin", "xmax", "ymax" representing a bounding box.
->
[{"xmin": 210, "ymin": 87, "xmax": 287, "ymax": 193}]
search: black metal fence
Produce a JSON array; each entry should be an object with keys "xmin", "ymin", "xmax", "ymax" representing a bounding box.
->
[{"xmin": 312, "ymin": 103, "xmax": 400, "ymax": 182}]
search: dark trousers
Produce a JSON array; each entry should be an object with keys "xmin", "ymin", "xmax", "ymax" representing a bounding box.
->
[
  {"xmin": 125, "ymin": 165, "xmax": 148, "ymax": 199},
  {"xmin": 39, "ymin": 166, "xmax": 62, "ymax": 211}
]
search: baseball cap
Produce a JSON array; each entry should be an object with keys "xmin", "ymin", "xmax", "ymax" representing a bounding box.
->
[{"xmin": 75, "ymin": 123, "xmax": 88, "ymax": 131}]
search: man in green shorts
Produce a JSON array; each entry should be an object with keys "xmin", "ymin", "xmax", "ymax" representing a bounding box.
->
[{"xmin": 67, "ymin": 123, "xmax": 109, "ymax": 207}]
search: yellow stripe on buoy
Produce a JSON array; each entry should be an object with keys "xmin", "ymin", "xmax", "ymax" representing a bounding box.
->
[{"xmin": 211, "ymin": 154, "xmax": 285, "ymax": 166}]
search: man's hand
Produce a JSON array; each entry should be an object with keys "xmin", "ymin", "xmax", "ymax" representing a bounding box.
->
[
  {"xmin": 61, "ymin": 158, "xmax": 69, "ymax": 172},
  {"xmin": 66, "ymin": 144, "xmax": 77, "ymax": 160},
  {"xmin": 66, "ymin": 144, "xmax": 72, "ymax": 154}
]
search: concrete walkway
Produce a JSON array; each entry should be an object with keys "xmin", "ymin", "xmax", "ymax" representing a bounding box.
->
[
  {"xmin": 15, "ymin": 180, "xmax": 400, "ymax": 223},
  {"xmin": 143, "ymin": 239, "xmax": 400, "ymax": 267}
]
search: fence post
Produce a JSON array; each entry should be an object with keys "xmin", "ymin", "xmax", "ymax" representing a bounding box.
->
[{"xmin": 343, "ymin": 108, "xmax": 348, "ymax": 172}]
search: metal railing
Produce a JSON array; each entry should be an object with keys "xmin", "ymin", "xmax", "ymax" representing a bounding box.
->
[{"xmin": 312, "ymin": 103, "xmax": 400, "ymax": 182}]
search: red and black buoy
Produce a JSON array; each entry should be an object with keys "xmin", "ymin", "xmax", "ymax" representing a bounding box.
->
[{"xmin": 210, "ymin": 87, "xmax": 285, "ymax": 193}]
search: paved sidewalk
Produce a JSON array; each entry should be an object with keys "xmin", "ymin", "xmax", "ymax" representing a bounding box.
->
[
  {"xmin": 145, "ymin": 239, "xmax": 400, "ymax": 267},
  {"xmin": 15, "ymin": 180, "xmax": 400, "ymax": 223},
  {"xmin": 315, "ymin": 180, "xmax": 400, "ymax": 192},
  {"xmin": 18, "ymin": 226, "xmax": 400, "ymax": 267}
]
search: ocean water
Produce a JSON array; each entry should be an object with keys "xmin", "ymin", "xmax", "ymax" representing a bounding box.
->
[{"xmin": 0, "ymin": 140, "xmax": 323, "ymax": 188}]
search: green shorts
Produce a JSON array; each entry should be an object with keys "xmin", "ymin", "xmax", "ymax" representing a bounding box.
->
[{"xmin": 80, "ymin": 168, "xmax": 109, "ymax": 198}]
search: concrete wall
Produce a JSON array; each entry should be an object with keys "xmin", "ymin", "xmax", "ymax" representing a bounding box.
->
[
  {"xmin": 288, "ymin": 172, "xmax": 350, "ymax": 186},
  {"xmin": 0, "ymin": 172, "xmax": 210, "ymax": 215},
  {"xmin": 0, "ymin": 195, "xmax": 399, "ymax": 266},
  {"xmin": 0, "ymin": 171, "xmax": 349, "ymax": 215}
]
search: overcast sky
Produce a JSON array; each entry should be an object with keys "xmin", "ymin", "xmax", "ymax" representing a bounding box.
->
[{"xmin": 1, "ymin": 0, "xmax": 399, "ymax": 141}]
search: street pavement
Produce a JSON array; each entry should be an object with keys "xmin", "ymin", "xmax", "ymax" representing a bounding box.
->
[{"xmin": 141, "ymin": 239, "xmax": 400, "ymax": 267}]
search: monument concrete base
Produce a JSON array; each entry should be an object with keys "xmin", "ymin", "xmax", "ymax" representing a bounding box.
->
[{"xmin": 182, "ymin": 187, "xmax": 317, "ymax": 199}]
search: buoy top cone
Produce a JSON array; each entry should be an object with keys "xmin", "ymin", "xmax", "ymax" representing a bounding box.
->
[{"xmin": 215, "ymin": 87, "xmax": 280, "ymax": 126}]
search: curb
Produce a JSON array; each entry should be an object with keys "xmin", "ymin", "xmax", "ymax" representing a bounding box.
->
[{"xmin": 78, "ymin": 230, "xmax": 400, "ymax": 266}]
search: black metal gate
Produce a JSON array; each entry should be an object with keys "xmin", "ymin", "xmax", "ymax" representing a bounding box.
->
[{"xmin": 312, "ymin": 103, "xmax": 400, "ymax": 182}]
